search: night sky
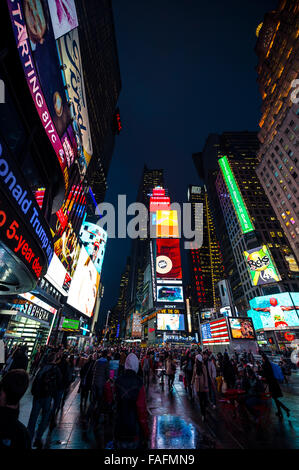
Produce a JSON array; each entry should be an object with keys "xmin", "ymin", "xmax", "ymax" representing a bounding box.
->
[{"xmin": 98, "ymin": 0, "xmax": 277, "ymax": 323}]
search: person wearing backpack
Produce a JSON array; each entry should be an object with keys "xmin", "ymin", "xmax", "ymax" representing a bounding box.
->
[
  {"xmin": 261, "ymin": 352, "xmax": 290, "ymax": 419},
  {"xmin": 27, "ymin": 352, "xmax": 62, "ymax": 448}
]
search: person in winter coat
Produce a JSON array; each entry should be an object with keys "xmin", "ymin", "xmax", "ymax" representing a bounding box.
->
[
  {"xmin": 27, "ymin": 352, "xmax": 62, "ymax": 448},
  {"xmin": 183, "ymin": 351, "xmax": 195, "ymax": 399},
  {"xmin": 91, "ymin": 350, "xmax": 109, "ymax": 407},
  {"xmin": 114, "ymin": 353, "xmax": 149, "ymax": 449},
  {"xmin": 79, "ymin": 354, "xmax": 96, "ymax": 411},
  {"xmin": 222, "ymin": 353, "xmax": 236, "ymax": 389},
  {"xmin": 165, "ymin": 354, "xmax": 176, "ymax": 391},
  {"xmin": 261, "ymin": 353, "xmax": 290, "ymax": 419},
  {"xmin": 0, "ymin": 369, "xmax": 31, "ymax": 449},
  {"xmin": 192, "ymin": 355, "xmax": 209, "ymax": 421},
  {"xmin": 49, "ymin": 353, "xmax": 72, "ymax": 427},
  {"xmin": 203, "ymin": 351, "xmax": 217, "ymax": 408},
  {"xmin": 10, "ymin": 345, "xmax": 28, "ymax": 372}
]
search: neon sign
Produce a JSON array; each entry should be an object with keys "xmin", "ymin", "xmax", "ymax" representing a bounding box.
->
[{"xmin": 218, "ymin": 155, "xmax": 254, "ymax": 234}]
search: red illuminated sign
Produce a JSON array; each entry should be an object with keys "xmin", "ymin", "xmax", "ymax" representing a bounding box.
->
[{"xmin": 156, "ymin": 239, "xmax": 182, "ymax": 279}]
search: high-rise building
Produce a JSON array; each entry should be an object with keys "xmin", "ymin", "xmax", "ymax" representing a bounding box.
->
[
  {"xmin": 107, "ymin": 257, "xmax": 131, "ymax": 341},
  {"xmin": 126, "ymin": 167, "xmax": 165, "ymax": 321},
  {"xmin": 255, "ymin": 0, "xmax": 299, "ymax": 262},
  {"xmin": 194, "ymin": 131, "xmax": 299, "ymax": 315},
  {"xmin": 187, "ymin": 185, "xmax": 225, "ymax": 322},
  {"xmin": 75, "ymin": 0, "xmax": 122, "ymax": 204}
]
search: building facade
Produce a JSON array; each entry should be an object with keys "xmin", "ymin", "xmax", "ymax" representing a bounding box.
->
[{"xmin": 255, "ymin": 0, "xmax": 299, "ymax": 262}]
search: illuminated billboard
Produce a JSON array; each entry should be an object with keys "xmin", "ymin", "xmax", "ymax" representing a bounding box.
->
[
  {"xmin": 201, "ymin": 318, "xmax": 229, "ymax": 345},
  {"xmin": 218, "ymin": 155, "xmax": 254, "ymax": 234},
  {"xmin": 132, "ymin": 313, "xmax": 142, "ymax": 338},
  {"xmin": 47, "ymin": 0, "xmax": 78, "ymax": 40},
  {"xmin": 45, "ymin": 253, "xmax": 70, "ymax": 294},
  {"xmin": 227, "ymin": 317, "xmax": 256, "ymax": 340},
  {"xmin": 247, "ymin": 292, "xmax": 299, "ymax": 331},
  {"xmin": 53, "ymin": 221, "xmax": 81, "ymax": 277},
  {"xmin": 156, "ymin": 285, "xmax": 184, "ymax": 303},
  {"xmin": 61, "ymin": 318, "xmax": 79, "ymax": 330},
  {"xmin": 7, "ymin": 0, "xmax": 69, "ymax": 192},
  {"xmin": 156, "ymin": 239, "xmax": 182, "ymax": 279},
  {"xmin": 150, "ymin": 197, "xmax": 171, "ymax": 213},
  {"xmin": 67, "ymin": 246, "xmax": 100, "ymax": 317},
  {"xmin": 79, "ymin": 222, "xmax": 107, "ymax": 275},
  {"xmin": 244, "ymin": 245, "xmax": 281, "ymax": 286},
  {"xmin": 156, "ymin": 313, "xmax": 185, "ymax": 331},
  {"xmin": 58, "ymin": 27, "xmax": 93, "ymax": 168},
  {"xmin": 156, "ymin": 210, "xmax": 179, "ymax": 238}
]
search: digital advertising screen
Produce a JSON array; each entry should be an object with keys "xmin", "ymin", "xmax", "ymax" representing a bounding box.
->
[
  {"xmin": 247, "ymin": 292, "xmax": 299, "ymax": 331},
  {"xmin": 67, "ymin": 246, "xmax": 100, "ymax": 317},
  {"xmin": 244, "ymin": 245, "xmax": 281, "ymax": 286},
  {"xmin": 156, "ymin": 210, "xmax": 179, "ymax": 238},
  {"xmin": 79, "ymin": 221, "xmax": 107, "ymax": 275},
  {"xmin": 58, "ymin": 27, "xmax": 93, "ymax": 169},
  {"xmin": 227, "ymin": 317, "xmax": 256, "ymax": 340},
  {"xmin": 156, "ymin": 285, "xmax": 184, "ymax": 303},
  {"xmin": 61, "ymin": 318, "xmax": 80, "ymax": 330},
  {"xmin": 156, "ymin": 239, "xmax": 182, "ymax": 280},
  {"xmin": 47, "ymin": 0, "xmax": 78, "ymax": 40},
  {"xmin": 218, "ymin": 155, "xmax": 254, "ymax": 234},
  {"xmin": 201, "ymin": 319, "xmax": 230, "ymax": 345},
  {"xmin": 156, "ymin": 313, "xmax": 185, "ymax": 331}
]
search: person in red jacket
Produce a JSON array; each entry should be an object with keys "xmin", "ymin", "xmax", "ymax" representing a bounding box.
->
[{"xmin": 114, "ymin": 353, "xmax": 149, "ymax": 449}]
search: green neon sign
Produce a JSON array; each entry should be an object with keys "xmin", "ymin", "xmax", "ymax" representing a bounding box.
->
[{"xmin": 218, "ymin": 155, "xmax": 254, "ymax": 234}]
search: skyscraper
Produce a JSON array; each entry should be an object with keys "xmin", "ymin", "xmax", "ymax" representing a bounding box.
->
[
  {"xmin": 187, "ymin": 185, "xmax": 225, "ymax": 322},
  {"xmin": 255, "ymin": 0, "xmax": 299, "ymax": 262},
  {"xmin": 194, "ymin": 131, "xmax": 299, "ymax": 315},
  {"xmin": 75, "ymin": 0, "xmax": 122, "ymax": 204}
]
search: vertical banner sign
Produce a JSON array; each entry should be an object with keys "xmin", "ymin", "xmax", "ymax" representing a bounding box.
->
[
  {"xmin": 218, "ymin": 155, "xmax": 254, "ymax": 234},
  {"xmin": 7, "ymin": 0, "xmax": 69, "ymax": 191}
]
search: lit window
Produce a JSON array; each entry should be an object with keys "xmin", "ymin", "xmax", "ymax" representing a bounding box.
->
[
  {"xmin": 290, "ymin": 218, "xmax": 295, "ymax": 224},
  {"xmin": 270, "ymin": 232, "xmax": 275, "ymax": 237},
  {"xmin": 277, "ymin": 232, "xmax": 283, "ymax": 237}
]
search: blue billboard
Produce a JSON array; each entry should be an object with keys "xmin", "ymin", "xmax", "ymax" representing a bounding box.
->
[{"xmin": 247, "ymin": 292, "xmax": 299, "ymax": 331}]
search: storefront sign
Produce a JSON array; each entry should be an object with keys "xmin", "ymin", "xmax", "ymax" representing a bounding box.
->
[{"xmin": 9, "ymin": 298, "xmax": 54, "ymax": 326}]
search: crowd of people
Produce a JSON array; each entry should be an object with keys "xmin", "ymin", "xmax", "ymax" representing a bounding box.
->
[{"xmin": 0, "ymin": 341, "xmax": 297, "ymax": 450}]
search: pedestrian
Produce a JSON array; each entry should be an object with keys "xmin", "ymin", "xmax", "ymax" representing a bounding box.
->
[
  {"xmin": 118, "ymin": 350, "xmax": 127, "ymax": 376},
  {"xmin": 203, "ymin": 351, "xmax": 217, "ymax": 408},
  {"xmin": 183, "ymin": 351, "xmax": 195, "ymax": 399},
  {"xmin": 192, "ymin": 354, "xmax": 209, "ymax": 421},
  {"xmin": 261, "ymin": 352, "xmax": 290, "ymax": 419},
  {"xmin": 141, "ymin": 352, "xmax": 151, "ymax": 390},
  {"xmin": 109, "ymin": 352, "xmax": 120, "ymax": 379},
  {"xmin": 88, "ymin": 350, "xmax": 109, "ymax": 426},
  {"xmin": 114, "ymin": 353, "xmax": 149, "ymax": 449},
  {"xmin": 61, "ymin": 354, "xmax": 76, "ymax": 408},
  {"xmin": 0, "ymin": 369, "xmax": 31, "ymax": 448},
  {"xmin": 165, "ymin": 354, "xmax": 176, "ymax": 391},
  {"xmin": 27, "ymin": 352, "xmax": 62, "ymax": 448},
  {"xmin": 49, "ymin": 352, "xmax": 71, "ymax": 428},
  {"xmin": 79, "ymin": 354, "xmax": 96, "ymax": 411},
  {"xmin": 222, "ymin": 352, "xmax": 236, "ymax": 389},
  {"xmin": 10, "ymin": 345, "xmax": 28, "ymax": 372}
]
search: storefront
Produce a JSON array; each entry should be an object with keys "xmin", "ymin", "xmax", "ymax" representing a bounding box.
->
[{"xmin": 0, "ymin": 294, "xmax": 56, "ymax": 358}]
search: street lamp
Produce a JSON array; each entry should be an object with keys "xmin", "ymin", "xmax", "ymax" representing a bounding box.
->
[{"xmin": 103, "ymin": 310, "xmax": 111, "ymax": 344}]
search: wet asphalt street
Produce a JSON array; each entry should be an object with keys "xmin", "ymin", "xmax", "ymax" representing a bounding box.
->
[{"xmin": 18, "ymin": 365, "xmax": 299, "ymax": 450}]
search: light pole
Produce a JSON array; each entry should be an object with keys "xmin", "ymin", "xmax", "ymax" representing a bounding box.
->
[{"xmin": 103, "ymin": 310, "xmax": 111, "ymax": 344}]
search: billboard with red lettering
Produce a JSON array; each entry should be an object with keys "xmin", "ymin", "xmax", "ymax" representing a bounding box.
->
[{"xmin": 156, "ymin": 239, "xmax": 182, "ymax": 280}]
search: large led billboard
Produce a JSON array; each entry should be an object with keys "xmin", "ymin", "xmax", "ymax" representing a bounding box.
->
[
  {"xmin": 7, "ymin": 0, "xmax": 69, "ymax": 192},
  {"xmin": 156, "ymin": 210, "xmax": 179, "ymax": 238},
  {"xmin": 227, "ymin": 317, "xmax": 256, "ymax": 340},
  {"xmin": 218, "ymin": 155, "xmax": 254, "ymax": 234},
  {"xmin": 201, "ymin": 319, "xmax": 229, "ymax": 345},
  {"xmin": 156, "ymin": 313, "xmax": 185, "ymax": 331},
  {"xmin": 156, "ymin": 239, "xmax": 182, "ymax": 279},
  {"xmin": 244, "ymin": 245, "xmax": 281, "ymax": 286},
  {"xmin": 67, "ymin": 246, "xmax": 100, "ymax": 317},
  {"xmin": 58, "ymin": 27, "xmax": 93, "ymax": 168},
  {"xmin": 47, "ymin": 0, "xmax": 78, "ymax": 40},
  {"xmin": 247, "ymin": 292, "xmax": 299, "ymax": 331},
  {"xmin": 156, "ymin": 285, "xmax": 184, "ymax": 303},
  {"xmin": 79, "ymin": 222, "xmax": 107, "ymax": 275}
]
